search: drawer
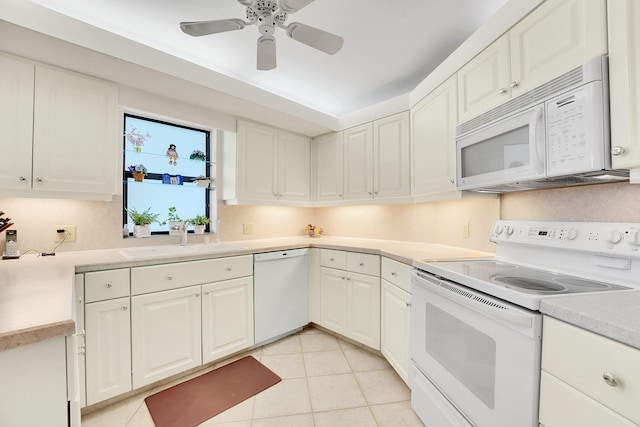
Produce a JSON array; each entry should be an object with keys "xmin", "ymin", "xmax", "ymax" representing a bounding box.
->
[
  {"xmin": 85, "ymin": 269, "xmax": 130, "ymax": 303},
  {"xmin": 539, "ymin": 371, "xmax": 637, "ymax": 427},
  {"xmin": 320, "ymin": 249, "xmax": 347, "ymax": 270},
  {"xmin": 131, "ymin": 255, "xmax": 253, "ymax": 295},
  {"xmin": 346, "ymin": 252, "xmax": 380, "ymax": 277},
  {"xmin": 381, "ymin": 257, "xmax": 412, "ymax": 293},
  {"xmin": 542, "ymin": 317, "xmax": 640, "ymax": 424}
]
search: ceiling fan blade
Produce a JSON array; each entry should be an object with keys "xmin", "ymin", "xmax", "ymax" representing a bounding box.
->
[
  {"xmin": 278, "ymin": 0, "xmax": 314, "ymax": 13},
  {"xmin": 286, "ymin": 22, "xmax": 343, "ymax": 55},
  {"xmin": 180, "ymin": 19, "xmax": 246, "ymax": 37},
  {"xmin": 257, "ymin": 35, "xmax": 277, "ymax": 70}
]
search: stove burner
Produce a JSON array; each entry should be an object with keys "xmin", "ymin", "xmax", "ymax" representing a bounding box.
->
[
  {"xmin": 554, "ymin": 277, "xmax": 625, "ymax": 290},
  {"xmin": 473, "ymin": 261, "xmax": 517, "ymax": 269},
  {"xmin": 492, "ymin": 276, "xmax": 567, "ymax": 293}
]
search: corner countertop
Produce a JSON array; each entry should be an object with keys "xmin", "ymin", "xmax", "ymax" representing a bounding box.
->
[
  {"xmin": 0, "ymin": 236, "xmax": 493, "ymax": 352},
  {"xmin": 540, "ymin": 291, "xmax": 640, "ymax": 350}
]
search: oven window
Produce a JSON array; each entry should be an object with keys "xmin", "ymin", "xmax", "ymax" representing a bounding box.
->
[
  {"xmin": 425, "ymin": 303, "xmax": 496, "ymax": 408},
  {"xmin": 461, "ymin": 125, "xmax": 530, "ymax": 178}
]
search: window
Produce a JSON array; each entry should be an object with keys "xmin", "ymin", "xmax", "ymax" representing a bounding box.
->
[{"xmin": 123, "ymin": 114, "xmax": 215, "ymax": 235}]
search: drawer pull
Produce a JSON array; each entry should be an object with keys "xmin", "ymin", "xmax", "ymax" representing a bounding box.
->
[
  {"xmin": 195, "ymin": 293, "xmax": 200, "ymax": 297},
  {"xmin": 329, "ymin": 258, "xmax": 334, "ymax": 261},
  {"xmin": 391, "ymin": 272, "xmax": 397, "ymax": 276},
  {"xmin": 405, "ymin": 302, "xmax": 411, "ymax": 307},
  {"xmin": 359, "ymin": 262, "xmax": 364, "ymax": 266},
  {"xmin": 226, "ymin": 267, "xmax": 233, "ymax": 271},
  {"xmin": 121, "ymin": 306, "xmax": 128, "ymax": 311},
  {"xmin": 602, "ymin": 372, "xmax": 620, "ymax": 387},
  {"xmin": 167, "ymin": 275, "xmax": 174, "ymax": 280},
  {"xmin": 105, "ymin": 283, "xmax": 113, "ymax": 288}
]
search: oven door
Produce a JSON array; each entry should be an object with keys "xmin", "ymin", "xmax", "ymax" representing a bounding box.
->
[
  {"xmin": 409, "ymin": 270, "xmax": 542, "ymax": 427},
  {"xmin": 456, "ymin": 104, "xmax": 546, "ymax": 191}
]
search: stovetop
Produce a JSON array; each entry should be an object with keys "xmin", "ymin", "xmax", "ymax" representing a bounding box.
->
[{"xmin": 413, "ymin": 220, "xmax": 640, "ymax": 310}]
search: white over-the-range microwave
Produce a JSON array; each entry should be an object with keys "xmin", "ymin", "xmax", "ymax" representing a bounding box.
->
[{"xmin": 455, "ymin": 55, "xmax": 629, "ymax": 193}]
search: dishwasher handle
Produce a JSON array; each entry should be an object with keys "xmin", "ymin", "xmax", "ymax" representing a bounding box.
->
[{"xmin": 254, "ymin": 248, "xmax": 309, "ymax": 262}]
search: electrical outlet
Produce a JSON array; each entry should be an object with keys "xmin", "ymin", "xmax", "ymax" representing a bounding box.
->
[
  {"xmin": 55, "ymin": 225, "xmax": 77, "ymax": 243},
  {"xmin": 462, "ymin": 222, "xmax": 470, "ymax": 239},
  {"xmin": 243, "ymin": 223, "xmax": 253, "ymax": 234}
]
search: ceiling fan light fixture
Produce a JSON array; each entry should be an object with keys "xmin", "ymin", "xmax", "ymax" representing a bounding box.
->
[{"xmin": 257, "ymin": 35, "xmax": 277, "ymax": 70}]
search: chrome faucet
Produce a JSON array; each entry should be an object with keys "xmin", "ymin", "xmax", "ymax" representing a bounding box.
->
[{"xmin": 178, "ymin": 222, "xmax": 187, "ymax": 246}]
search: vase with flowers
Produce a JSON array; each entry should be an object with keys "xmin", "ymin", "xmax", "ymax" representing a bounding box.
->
[
  {"xmin": 128, "ymin": 164, "xmax": 147, "ymax": 182},
  {"xmin": 189, "ymin": 150, "xmax": 206, "ymax": 161},
  {"xmin": 126, "ymin": 127, "xmax": 151, "ymax": 152}
]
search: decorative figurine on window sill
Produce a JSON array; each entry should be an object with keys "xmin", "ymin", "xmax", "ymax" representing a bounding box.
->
[{"xmin": 167, "ymin": 144, "xmax": 178, "ymax": 165}]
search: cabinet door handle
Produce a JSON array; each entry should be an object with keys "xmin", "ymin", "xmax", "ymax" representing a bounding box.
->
[
  {"xmin": 167, "ymin": 275, "xmax": 174, "ymax": 280},
  {"xmin": 346, "ymin": 277, "xmax": 351, "ymax": 281},
  {"xmin": 405, "ymin": 302, "xmax": 412, "ymax": 307},
  {"xmin": 391, "ymin": 272, "xmax": 397, "ymax": 276},
  {"xmin": 611, "ymin": 146, "xmax": 626, "ymax": 156},
  {"xmin": 35, "ymin": 177, "xmax": 43, "ymax": 183},
  {"xmin": 602, "ymin": 372, "xmax": 620, "ymax": 387},
  {"xmin": 204, "ymin": 291, "xmax": 210, "ymax": 295},
  {"xmin": 359, "ymin": 262, "xmax": 364, "ymax": 266},
  {"xmin": 226, "ymin": 267, "xmax": 233, "ymax": 271},
  {"xmin": 341, "ymin": 276, "xmax": 346, "ymax": 280},
  {"xmin": 105, "ymin": 283, "xmax": 113, "ymax": 288},
  {"xmin": 338, "ymin": 194, "xmax": 343, "ymax": 198},
  {"xmin": 368, "ymin": 192, "xmax": 373, "ymax": 196},
  {"xmin": 19, "ymin": 176, "xmax": 27, "ymax": 182},
  {"xmin": 498, "ymin": 88, "xmax": 507, "ymax": 95},
  {"xmin": 510, "ymin": 81, "xmax": 519, "ymax": 89},
  {"xmin": 121, "ymin": 306, "xmax": 128, "ymax": 310},
  {"xmin": 329, "ymin": 258, "xmax": 334, "ymax": 261},
  {"xmin": 195, "ymin": 293, "xmax": 200, "ymax": 297}
]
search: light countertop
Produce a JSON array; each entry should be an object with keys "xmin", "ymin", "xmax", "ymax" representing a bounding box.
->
[{"xmin": 0, "ymin": 236, "xmax": 492, "ymax": 351}]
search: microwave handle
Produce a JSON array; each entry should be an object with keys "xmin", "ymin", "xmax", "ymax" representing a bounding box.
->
[{"xmin": 529, "ymin": 105, "xmax": 545, "ymax": 174}]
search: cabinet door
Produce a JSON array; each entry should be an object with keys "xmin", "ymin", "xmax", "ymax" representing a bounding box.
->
[
  {"xmin": 131, "ymin": 286, "xmax": 201, "ymax": 389},
  {"xmin": 314, "ymin": 131, "xmax": 344, "ymax": 201},
  {"xmin": 347, "ymin": 271, "xmax": 380, "ymax": 350},
  {"xmin": 32, "ymin": 66, "xmax": 118, "ymax": 196},
  {"xmin": 320, "ymin": 267, "xmax": 348, "ymax": 335},
  {"xmin": 202, "ymin": 277, "xmax": 254, "ymax": 364},
  {"xmin": 608, "ymin": 0, "xmax": 640, "ymax": 171},
  {"xmin": 457, "ymin": 34, "xmax": 511, "ymax": 123},
  {"xmin": 381, "ymin": 280, "xmax": 410, "ymax": 383},
  {"xmin": 412, "ymin": 75, "xmax": 458, "ymax": 196},
  {"xmin": 85, "ymin": 297, "xmax": 131, "ymax": 405},
  {"xmin": 373, "ymin": 112, "xmax": 410, "ymax": 199},
  {"xmin": 278, "ymin": 130, "xmax": 311, "ymax": 201},
  {"xmin": 510, "ymin": 0, "xmax": 607, "ymax": 96},
  {"xmin": 0, "ymin": 54, "xmax": 34, "ymax": 191},
  {"xmin": 343, "ymin": 123, "xmax": 374, "ymax": 200},
  {"xmin": 237, "ymin": 120, "xmax": 279, "ymax": 201}
]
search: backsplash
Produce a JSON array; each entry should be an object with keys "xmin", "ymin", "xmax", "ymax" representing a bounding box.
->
[{"xmin": 1, "ymin": 181, "xmax": 639, "ymax": 255}]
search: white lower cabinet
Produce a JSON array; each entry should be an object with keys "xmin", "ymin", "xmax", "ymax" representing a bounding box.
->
[
  {"xmin": 85, "ymin": 297, "xmax": 132, "ymax": 405},
  {"xmin": 202, "ymin": 277, "xmax": 254, "ymax": 364},
  {"xmin": 131, "ymin": 285, "xmax": 202, "ymax": 389},
  {"xmin": 539, "ymin": 316, "xmax": 640, "ymax": 427},
  {"xmin": 380, "ymin": 257, "xmax": 412, "ymax": 384},
  {"xmin": 319, "ymin": 250, "xmax": 381, "ymax": 350}
]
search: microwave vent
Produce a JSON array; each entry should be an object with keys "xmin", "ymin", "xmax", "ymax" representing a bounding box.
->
[{"xmin": 457, "ymin": 57, "xmax": 604, "ymax": 136}]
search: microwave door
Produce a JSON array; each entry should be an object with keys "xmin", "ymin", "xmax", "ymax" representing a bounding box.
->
[{"xmin": 456, "ymin": 105, "xmax": 546, "ymax": 190}]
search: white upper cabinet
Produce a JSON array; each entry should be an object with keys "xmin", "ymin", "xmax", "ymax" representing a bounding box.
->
[
  {"xmin": 458, "ymin": 0, "xmax": 607, "ymax": 123},
  {"xmin": 343, "ymin": 112, "xmax": 410, "ymax": 201},
  {"xmin": 313, "ymin": 131, "xmax": 344, "ymax": 202},
  {"xmin": 608, "ymin": 0, "xmax": 640, "ymax": 173},
  {"xmin": 411, "ymin": 75, "xmax": 458, "ymax": 197},
  {"xmin": 235, "ymin": 119, "xmax": 310, "ymax": 205},
  {"xmin": 0, "ymin": 54, "xmax": 118, "ymax": 200}
]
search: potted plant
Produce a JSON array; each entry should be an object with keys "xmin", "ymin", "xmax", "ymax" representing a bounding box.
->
[
  {"xmin": 161, "ymin": 206, "xmax": 184, "ymax": 236},
  {"xmin": 128, "ymin": 164, "xmax": 147, "ymax": 182},
  {"xmin": 194, "ymin": 175, "xmax": 210, "ymax": 187},
  {"xmin": 125, "ymin": 207, "xmax": 159, "ymax": 238},
  {"xmin": 188, "ymin": 214, "xmax": 210, "ymax": 234}
]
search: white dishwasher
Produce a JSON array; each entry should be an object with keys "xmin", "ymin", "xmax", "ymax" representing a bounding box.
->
[{"xmin": 253, "ymin": 248, "xmax": 309, "ymax": 346}]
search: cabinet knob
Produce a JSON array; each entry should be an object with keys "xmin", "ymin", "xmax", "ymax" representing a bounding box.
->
[
  {"xmin": 105, "ymin": 283, "xmax": 112, "ymax": 288},
  {"xmin": 391, "ymin": 272, "xmax": 397, "ymax": 276},
  {"xmin": 329, "ymin": 258, "xmax": 334, "ymax": 261},
  {"xmin": 338, "ymin": 194, "xmax": 343, "ymax": 198},
  {"xmin": 359, "ymin": 262, "xmax": 364, "ymax": 266},
  {"xmin": 611, "ymin": 146, "xmax": 626, "ymax": 156},
  {"xmin": 121, "ymin": 306, "xmax": 128, "ymax": 310},
  {"xmin": 405, "ymin": 302, "xmax": 412, "ymax": 307},
  {"xmin": 498, "ymin": 88, "xmax": 507, "ymax": 95},
  {"xmin": 374, "ymin": 191, "xmax": 378, "ymax": 195},
  {"xmin": 204, "ymin": 291, "xmax": 210, "ymax": 295},
  {"xmin": 167, "ymin": 275, "xmax": 174, "ymax": 280},
  {"xmin": 510, "ymin": 81, "xmax": 519, "ymax": 89},
  {"xmin": 346, "ymin": 277, "xmax": 351, "ymax": 281},
  {"xmin": 35, "ymin": 177, "xmax": 43, "ymax": 183},
  {"xmin": 602, "ymin": 372, "xmax": 620, "ymax": 387},
  {"xmin": 450, "ymin": 179, "xmax": 455, "ymax": 184},
  {"xmin": 195, "ymin": 293, "xmax": 200, "ymax": 297},
  {"xmin": 19, "ymin": 176, "xmax": 27, "ymax": 182},
  {"xmin": 341, "ymin": 276, "xmax": 346, "ymax": 280},
  {"xmin": 226, "ymin": 267, "xmax": 233, "ymax": 271}
]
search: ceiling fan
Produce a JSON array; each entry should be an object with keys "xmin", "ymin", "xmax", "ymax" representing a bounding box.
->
[{"xmin": 180, "ymin": 0, "xmax": 344, "ymax": 71}]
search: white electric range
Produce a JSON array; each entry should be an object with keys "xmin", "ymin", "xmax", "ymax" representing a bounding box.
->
[{"xmin": 410, "ymin": 220, "xmax": 640, "ymax": 427}]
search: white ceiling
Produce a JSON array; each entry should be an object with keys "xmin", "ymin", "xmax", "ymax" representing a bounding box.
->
[{"xmin": 3, "ymin": 0, "xmax": 510, "ymax": 134}]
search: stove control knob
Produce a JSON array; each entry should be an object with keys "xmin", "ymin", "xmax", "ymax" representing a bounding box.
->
[
  {"xmin": 605, "ymin": 230, "xmax": 624, "ymax": 245},
  {"xmin": 564, "ymin": 228, "xmax": 579, "ymax": 241},
  {"xmin": 495, "ymin": 225, "xmax": 504, "ymax": 235},
  {"xmin": 626, "ymin": 228, "xmax": 640, "ymax": 247},
  {"xmin": 505, "ymin": 225, "xmax": 514, "ymax": 236}
]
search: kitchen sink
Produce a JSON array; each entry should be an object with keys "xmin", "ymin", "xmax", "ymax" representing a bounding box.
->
[{"xmin": 119, "ymin": 243, "xmax": 246, "ymax": 259}]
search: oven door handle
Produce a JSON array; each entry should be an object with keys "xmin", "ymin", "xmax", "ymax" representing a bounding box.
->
[{"xmin": 416, "ymin": 274, "xmax": 533, "ymax": 329}]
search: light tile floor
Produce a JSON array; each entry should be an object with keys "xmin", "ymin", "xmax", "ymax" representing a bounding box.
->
[{"xmin": 81, "ymin": 326, "xmax": 425, "ymax": 427}]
